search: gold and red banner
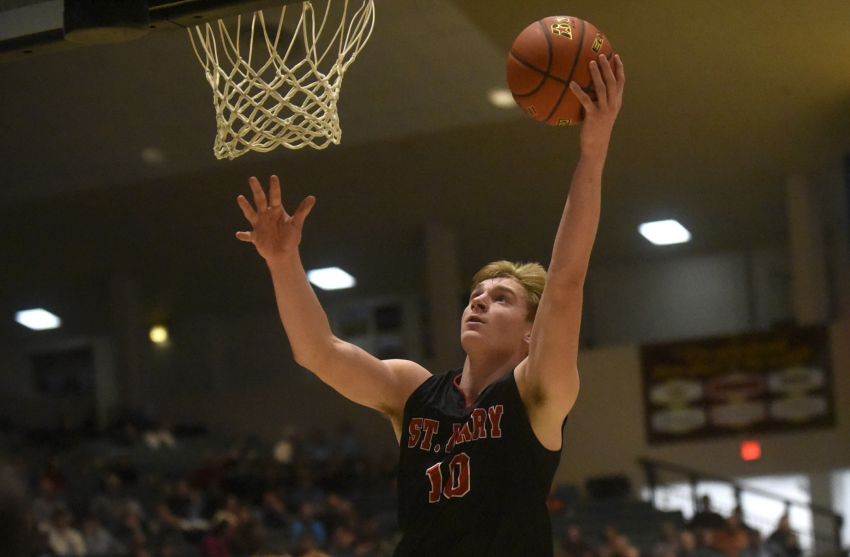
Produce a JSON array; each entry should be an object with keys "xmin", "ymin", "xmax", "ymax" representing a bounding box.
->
[{"xmin": 640, "ymin": 326, "xmax": 834, "ymax": 444}]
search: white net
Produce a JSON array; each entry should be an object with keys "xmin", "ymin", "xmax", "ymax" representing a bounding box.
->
[{"xmin": 188, "ymin": 0, "xmax": 375, "ymax": 159}]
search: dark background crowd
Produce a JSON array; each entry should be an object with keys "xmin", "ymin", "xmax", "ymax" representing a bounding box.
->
[{"xmin": 0, "ymin": 414, "xmax": 820, "ymax": 557}]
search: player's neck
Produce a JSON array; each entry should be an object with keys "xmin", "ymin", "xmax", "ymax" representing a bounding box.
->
[{"xmin": 460, "ymin": 352, "xmax": 523, "ymax": 402}]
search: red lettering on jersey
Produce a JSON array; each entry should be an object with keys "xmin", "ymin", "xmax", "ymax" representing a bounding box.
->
[
  {"xmin": 407, "ymin": 417, "xmax": 423, "ymax": 448},
  {"xmin": 459, "ymin": 421, "xmax": 473, "ymax": 443},
  {"xmin": 445, "ymin": 423, "xmax": 463, "ymax": 452},
  {"xmin": 471, "ymin": 408, "xmax": 487, "ymax": 440},
  {"xmin": 487, "ymin": 405, "xmax": 504, "ymax": 438},
  {"xmin": 443, "ymin": 452, "xmax": 471, "ymax": 499},
  {"xmin": 420, "ymin": 419, "xmax": 439, "ymax": 451},
  {"xmin": 425, "ymin": 462, "xmax": 443, "ymax": 503}
]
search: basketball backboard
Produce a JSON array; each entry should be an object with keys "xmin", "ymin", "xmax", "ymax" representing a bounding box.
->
[{"xmin": 0, "ymin": 0, "xmax": 302, "ymax": 62}]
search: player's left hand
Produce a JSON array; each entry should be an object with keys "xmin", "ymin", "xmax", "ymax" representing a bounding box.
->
[{"xmin": 570, "ymin": 53, "xmax": 625, "ymax": 151}]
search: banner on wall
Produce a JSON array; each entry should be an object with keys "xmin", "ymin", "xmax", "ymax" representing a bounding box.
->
[{"xmin": 640, "ymin": 325, "xmax": 834, "ymax": 444}]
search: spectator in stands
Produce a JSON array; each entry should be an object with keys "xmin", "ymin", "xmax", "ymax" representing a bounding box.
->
[
  {"xmin": 653, "ymin": 522, "xmax": 681, "ymax": 557},
  {"xmin": 328, "ymin": 524, "xmax": 357, "ymax": 557},
  {"xmin": 44, "ymin": 508, "xmax": 86, "ymax": 556},
  {"xmin": 31, "ymin": 475, "xmax": 69, "ymax": 528},
  {"xmin": 741, "ymin": 528, "xmax": 772, "ymax": 557},
  {"xmin": 149, "ymin": 501, "xmax": 189, "ymax": 549},
  {"xmin": 709, "ymin": 512, "xmax": 749, "ymax": 557},
  {"xmin": 290, "ymin": 500, "xmax": 328, "ymax": 549},
  {"xmin": 598, "ymin": 526, "xmax": 640, "ymax": 557},
  {"xmin": 766, "ymin": 515, "xmax": 801, "ymax": 557},
  {"xmin": 201, "ymin": 518, "xmax": 231, "ymax": 557},
  {"xmin": 690, "ymin": 496, "xmax": 727, "ymax": 531},
  {"xmin": 731, "ymin": 507, "xmax": 758, "ymax": 536},
  {"xmin": 324, "ymin": 493, "xmax": 357, "ymax": 532},
  {"xmin": 221, "ymin": 453, "xmax": 263, "ymax": 503},
  {"xmin": 230, "ymin": 506, "xmax": 266, "ymax": 556},
  {"xmin": 81, "ymin": 515, "xmax": 125, "ymax": 556},
  {"xmin": 167, "ymin": 479, "xmax": 206, "ymax": 521},
  {"xmin": 678, "ymin": 530, "xmax": 719, "ymax": 557},
  {"xmin": 561, "ymin": 523, "xmax": 598, "ymax": 557},
  {"xmin": 261, "ymin": 488, "xmax": 292, "ymax": 529},
  {"xmin": 114, "ymin": 504, "xmax": 151, "ymax": 555},
  {"xmin": 291, "ymin": 467, "xmax": 327, "ymax": 509},
  {"xmin": 293, "ymin": 531, "xmax": 324, "ymax": 557},
  {"xmin": 31, "ymin": 528, "xmax": 56, "ymax": 557},
  {"xmin": 353, "ymin": 516, "xmax": 391, "ymax": 557},
  {"xmin": 212, "ymin": 493, "xmax": 245, "ymax": 534},
  {"xmin": 90, "ymin": 473, "xmax": 145, "ymax": 531}
]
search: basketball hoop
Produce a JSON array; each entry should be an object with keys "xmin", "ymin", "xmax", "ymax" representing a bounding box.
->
[{"xmin": 188, "ymin": 0, "xmax": 375, "ymax": 159}]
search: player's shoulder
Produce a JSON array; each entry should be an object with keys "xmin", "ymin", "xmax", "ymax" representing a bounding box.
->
[
  {"xmin": 384, "ymin": 359, "xmax": 433, "ymax": 386},
  {"xmin": 382, "ymin": 360, "xmax": 433, "ymax": 427}
]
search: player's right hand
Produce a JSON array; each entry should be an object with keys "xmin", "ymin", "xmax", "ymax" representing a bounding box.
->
[{"xmin": 235, "ymin": 175, "xmax": 316, "ymax": 262}]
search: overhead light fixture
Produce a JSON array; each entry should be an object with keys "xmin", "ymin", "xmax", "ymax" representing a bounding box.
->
[
  {"xmin": 487, "ymin": 87, "xmax": 516, "ymax": 109},
  {"xmin": 307, "ymin": 267, "xmax": 356, "ymax": 291},
  {"xmin": 639, "ymin": 219, "xmax": 692, "ymax": 245},
  {"xmin": 149, "ymin": 325, "xmax": 169, "ymax": 345},
  {"xmin": 140, "ymin": 147, "xmax": 166, "ymax": 166},
  {"xmin": 15, "ymin": 308, "xmax": 62, "ymax": 330}
]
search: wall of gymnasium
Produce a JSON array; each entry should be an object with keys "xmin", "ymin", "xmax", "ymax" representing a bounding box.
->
[
  {"xmin": 1, "ymin": 158, "xmax": 847, "ymax": 495},
  {"xmin": 0, "ymin": 232, "xmax": 846, "ymax": 482}
]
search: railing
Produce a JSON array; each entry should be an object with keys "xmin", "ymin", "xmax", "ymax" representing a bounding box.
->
[{"xmin": 639, "ymin": 458, "xmax": 845, "ymax": 557}]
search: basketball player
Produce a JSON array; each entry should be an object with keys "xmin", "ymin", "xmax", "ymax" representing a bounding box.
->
[{"xmin": 236, "ymin": 53, "xmax": 624, "ymax": 557}]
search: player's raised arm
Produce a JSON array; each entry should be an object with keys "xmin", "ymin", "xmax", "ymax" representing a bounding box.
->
[
  {"xmin": 236, "ymin": 176, "xmax": 430, "ymax": 423},
  {"xmin": 518, "ymin": 54, "xmax": 625, "ymax": 419}
]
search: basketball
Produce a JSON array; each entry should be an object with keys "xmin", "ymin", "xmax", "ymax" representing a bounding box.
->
[{"xmin": 506, "ymin": 16, "xmax": 614, "ymax": 126}]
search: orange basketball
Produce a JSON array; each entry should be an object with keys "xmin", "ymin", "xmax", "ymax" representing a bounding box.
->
[{"xmin": 506, "ymin": 16, "xmax": 614, "ymax": 126}]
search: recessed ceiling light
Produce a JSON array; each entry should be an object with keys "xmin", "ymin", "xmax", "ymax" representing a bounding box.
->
[
  {"xmin": 487, "ymin": 87, "xmax": 516, "ymax": 109},
  {"xmin": 15, "ymin": 308, "xmax": 61, "ymax": 330},
  {"xmin": 141, "ymin": 147, "xmax": 166, "ymax": 165},
  {"xmin": 149, "ymin": 325, "xmax": 169, "ymax": 345},
  {"xmin": 638, "ymin": 219, "xmax": 692, "ymax": 245},
  {"xmin": 307, "ymin": 267, "xmax": 356, "ymax": 290}
]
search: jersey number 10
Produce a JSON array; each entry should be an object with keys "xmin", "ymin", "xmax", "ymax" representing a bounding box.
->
[{"xmin": 425, "ymin": 452, "xmax": 471, "ymax": 503}]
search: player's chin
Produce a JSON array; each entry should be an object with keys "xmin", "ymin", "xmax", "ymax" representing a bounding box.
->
[{"xmin": 460, "ymin": 329, "xmax": 486, "ymax": 349}]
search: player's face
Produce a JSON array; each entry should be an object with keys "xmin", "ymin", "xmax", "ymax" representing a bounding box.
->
[{"xmin": 460, "ymin": 277, "xmax": 532, "ymax": 355}]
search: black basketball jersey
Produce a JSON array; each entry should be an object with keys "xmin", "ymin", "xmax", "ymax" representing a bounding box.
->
[{"xmin": 394, "ymin": 368, "xmax": 564, "ymax": 557}]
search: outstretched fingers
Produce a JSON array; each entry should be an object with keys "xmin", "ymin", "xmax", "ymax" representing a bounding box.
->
[
  {"xmin": 293, "ymin": 195, "xmax": 317, "ymax": 229},
  {"xmin": 235, "ymin": 173, "xmax": 315, "ymax": 249},
  {"xmin": 248, "ymin": 176, "xmax": 268, "ymax": 211},
  {"xmin": 268, "ymin": 175, "xmax": 283, "ymax": 209},
  {"xmin": 237, "ymin": 194, "xmax": 258, "ymax": 225}
]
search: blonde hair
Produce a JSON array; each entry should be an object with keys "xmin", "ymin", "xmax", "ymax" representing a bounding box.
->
[{"xmin": 470, "ymin": 261, "xmax": 547, "ymax": 321}]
